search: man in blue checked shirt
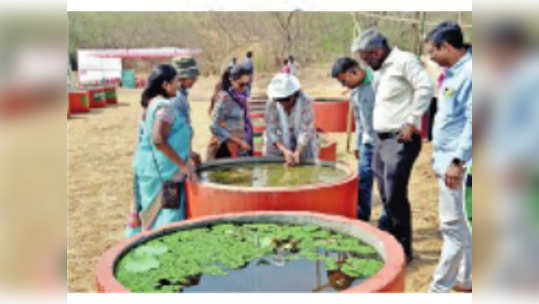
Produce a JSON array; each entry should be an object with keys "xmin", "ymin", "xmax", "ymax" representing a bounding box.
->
[
  {"xmin": 425, "ymin": 22, "xmax": 472, "ymax": 293},
  {"xmin": 331, "ymin": 57, "xmax": 378, "ymax": 222}
]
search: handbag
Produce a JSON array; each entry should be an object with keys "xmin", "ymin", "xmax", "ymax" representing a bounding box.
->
[{"xmin": 151, "ymin": 147, "xmax": 182, "ymax": 210}]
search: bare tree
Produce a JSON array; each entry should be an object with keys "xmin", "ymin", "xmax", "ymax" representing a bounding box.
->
[
  {"xmin": 271, "ymin": 11, "xmax": 297, "ymax": 57},
  {"xmin": 69, "ymin": 12, "xmax": 471, "ymax": 75}
]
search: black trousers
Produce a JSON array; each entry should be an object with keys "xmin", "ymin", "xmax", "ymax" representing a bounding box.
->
[
  {"xmin": 373, "ymin": 132, "xmax": 421, "ymax": 257},
  {"xmin": 426, "ymin": 97, "xmax": 437, "ymax": 142}
]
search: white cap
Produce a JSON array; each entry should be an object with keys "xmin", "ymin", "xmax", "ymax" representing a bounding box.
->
[{"xmin": 266, "ymin": 73, "xmax": 301, "ymax": 99}]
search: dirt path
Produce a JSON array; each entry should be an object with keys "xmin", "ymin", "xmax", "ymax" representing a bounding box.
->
[{"xmin": 68, "ymin": 68, "xmax": 442, "ymax": 292}]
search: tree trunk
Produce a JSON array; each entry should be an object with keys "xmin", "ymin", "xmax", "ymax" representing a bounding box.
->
[
  {"xmin": 419, "ymin": 12, "xmax": 426, "ymax": 56},
  {"xmin": 412, "ymin": 12, "xmax": 420, "ymax": 56}
]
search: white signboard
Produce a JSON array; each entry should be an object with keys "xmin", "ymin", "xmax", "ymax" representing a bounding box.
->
[{"xmin": 77, "ymin": 49, "xmax": 122, "ymax": 85}]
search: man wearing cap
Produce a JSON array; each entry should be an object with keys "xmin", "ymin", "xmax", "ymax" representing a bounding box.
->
[
  {"xmin": 425, "ymin": 21, "xmax": 472, "ymax": 293},
  {"xmin": 352, "ymin": 27, "xmax": 434, "ymax": 262},
  {"xmin": 171, "ymin": 57, "xmax": 202, "ymax": 165},
  {"xmin": 264, "ymin": 73, "xmax": 319, "ymax": 166}
]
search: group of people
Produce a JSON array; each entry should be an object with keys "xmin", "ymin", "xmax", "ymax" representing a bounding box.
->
[
  {"xmin": 331, "ymin": 21, "xmax": 472, "ymax": 293},
  {"xmin": 125, "ymin": 21, "xmax": 472, "ymax": 293},
  {"xmin": 207, "ymin": 52, "xmax": 315, "ymax": 162},
  {"xmin": 281, "ymin": 55, "xmax": 299, "ymax": 75},
  {"xmin": 125, "ymin": 51, "xmax": 320, "ymax": 236}
]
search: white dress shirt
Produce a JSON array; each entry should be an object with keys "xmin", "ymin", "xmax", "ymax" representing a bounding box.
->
[{"xmin": 372, "ymin": 47, "xmax": 434, "ymax": 133}]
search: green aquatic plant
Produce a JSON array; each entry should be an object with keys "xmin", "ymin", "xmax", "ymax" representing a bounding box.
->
[
  {"xmin": 115, "ymin": 223, "xmax": 383, "ymax": 292},
  {"xmin": 200, "ymin": 163, "xmax": 347, "ymax": 187},
  {"xmin": 121, "ymin": 255, "xmax": 160, "ymax": 273},
  {"xmin": 341, "ymin": 258, "xmax": 384, "ymax": 278}
]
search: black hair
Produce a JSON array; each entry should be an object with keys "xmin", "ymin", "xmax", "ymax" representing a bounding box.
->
[
  {"xmin": 380, "ymin": 38, "xmax": 390, "ymax": 52},
  {"xmin": 223, "ymin": 63, "xmax": 251, "ymax": 91},
  {"xmin": 140, "ymin": 64, "xmax": 177, "ymax": 108},
  {"xmin": 283, "ymin": 59, "xmax": 289, "ymax": 65},
  {"xmin": 331, "ymin": 57, "xmax": 359, "ymax": 78},
  {"xmin": 220, "ymin": 66, "xmax": 233, "ymax": 93},
  {"xmin": 426, "ymin": 21, "xmax": 464, "ymax": 49},
  {"xmin": 288, "ymin": 55, "xmax": 294, "ymax": 62},
  {"xmin": 209, "ymin": 63, "xmax": 252, "ymax": 113},
  {"xmin": 246, "ymin": 51, "xmax": 253, "ymax": 58},
  {"xmin": 371, "ymin": 35, "xmax": 390, "ymax": 53},
  {"xmin": 464, "ymin": 43, "xmax": 472, "ymax": 54},
  {"xmin": 275, "ymin": 90, "xmax": 300, "ymax": 102}
]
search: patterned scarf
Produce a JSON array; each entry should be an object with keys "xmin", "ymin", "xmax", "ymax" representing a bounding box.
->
[
  {"xmin": 228, "ymin": 87, "xmax": 254, "ymax": 149},
  {"xmin": 275, "ymin": 93, "xmax": 304, "ymax": 151}
]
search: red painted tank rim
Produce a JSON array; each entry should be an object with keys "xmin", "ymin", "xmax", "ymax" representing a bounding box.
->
[
  {"xmin": 96, "ymin": 211, "xmax": 405, "ymax": 293},
  {"xmin": 69, "ymin": 90, "xmax": 90, "ymax": 94},
  {"xmin": 189, "ymin": 157, "xmax": 357, "ymax": 193},
  {"xmin": 249, "ymin": 112, "xmax": 264, "ymax": 118}
]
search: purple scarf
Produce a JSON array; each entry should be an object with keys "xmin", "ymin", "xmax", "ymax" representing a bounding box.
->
[{"xmin": 228, "ymin": 87, "xmax": 254, "ymax": 150}]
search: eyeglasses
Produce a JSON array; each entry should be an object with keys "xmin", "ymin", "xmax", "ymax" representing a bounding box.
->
[{"xmin": 237, "ymin": 81, "xmax": 250, "ymax": 88}]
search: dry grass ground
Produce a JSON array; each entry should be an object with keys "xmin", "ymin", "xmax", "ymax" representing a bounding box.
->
[{"xmin": 68, "ymin": 66, "xmax": 442, "ymax": 292}]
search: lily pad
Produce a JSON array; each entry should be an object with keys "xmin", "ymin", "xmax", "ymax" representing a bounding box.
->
[
  {"xmin": 115, "ymin": 223, "xmax": 384, "ymax": 292},
  {"xmin": 259, "ymin": 236, "xmax": 273, "ymax": 248},
  {"xmin": 122, "ymin": 255, "xmax": 160, "ymax": 273},
  {"xmin": 324, "ymin": 259, "xmax": 339, "ymax": 271},
  {"xmin": 203, "ymin": 265, "xmax": 228, "ymax": 276},
  {"xmin": 341, "ymin": 258, "xmax": 383, "ymax": 277},
  {"xmin": 133, "ymin": 243, "xmax": 169, "ymax": 256}
]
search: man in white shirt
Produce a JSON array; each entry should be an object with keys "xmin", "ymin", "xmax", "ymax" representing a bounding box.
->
[{"xmin": 352, "ymin": 27, "xmax": 434, "ymax": 263}]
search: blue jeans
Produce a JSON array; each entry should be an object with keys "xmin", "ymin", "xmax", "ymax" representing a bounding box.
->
[{"xmin": 358, "ymin": 143, "xmax": 374, "ymax": 221}]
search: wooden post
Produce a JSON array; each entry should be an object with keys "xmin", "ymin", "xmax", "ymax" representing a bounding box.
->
[
  {"xmin": 346, "ymin": 97, "xmax": 354, "ymax": 153},
  {"xmin": 412, "ymin": 12, "xmax": 421, "ymax": 56},
  {"xmin": 350, "ymin": 12, "xmax": 362, "ymax": 39},
  {"xmin": 419, "ymin": 12, "xmax": 426, "ymax": 57}
]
